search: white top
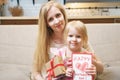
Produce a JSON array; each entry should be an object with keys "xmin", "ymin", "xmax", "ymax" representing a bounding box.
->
[
  {"xmin": 49, "ymin": 41, "xmax": 65, "ymax": 58},
  {"xmin": 41, "ymin": 41, "xmax": 94, "ymax": 79},
  {"xmin": 41, "ymin": 41, "xmax": 65, "ymax": 79}
]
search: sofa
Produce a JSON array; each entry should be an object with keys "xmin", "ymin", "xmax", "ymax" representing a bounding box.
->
[{"xmin": 0, "ymin": 23, "xmax": 120, "ymax": 80}]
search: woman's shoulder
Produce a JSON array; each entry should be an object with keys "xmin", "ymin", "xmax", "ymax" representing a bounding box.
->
[
  {"xmin": 59, "ymin": 46, "xmax": 67, "ymax": 51},
  {"xmin": 58, "ymin": 46, "xmax": 67, "ymax": 54}
]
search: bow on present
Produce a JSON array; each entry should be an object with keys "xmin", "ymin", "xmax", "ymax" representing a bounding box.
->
[{"xmin": 46, "ymin": 56, "xmax": 66, "ymax": 80}]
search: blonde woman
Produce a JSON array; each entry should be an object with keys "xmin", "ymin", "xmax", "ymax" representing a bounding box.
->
[{"xmin": 32, "ymin": 1, "xmax": 95, "ymax": 80}]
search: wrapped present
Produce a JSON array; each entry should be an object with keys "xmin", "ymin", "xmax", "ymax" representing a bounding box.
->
[{"xmin": 45, "ymin": 55, "xmax": 66, "ymax": 79}]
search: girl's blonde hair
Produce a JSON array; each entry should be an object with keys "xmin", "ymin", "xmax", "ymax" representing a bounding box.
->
[
  {"xmin": 33, "ymin": 1, "xmax": 68, "ymax": 75},
  {"xmin": 64, "ymin": 20, "xmax": 88, "ymax": 50}
]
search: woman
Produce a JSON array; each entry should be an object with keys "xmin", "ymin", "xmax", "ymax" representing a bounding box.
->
[{"xmin": 32, "ymin": 1, "xmax": 95, "ymax": 80}]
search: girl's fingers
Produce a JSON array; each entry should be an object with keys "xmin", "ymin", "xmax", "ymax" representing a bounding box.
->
[
  {"xmin": 85, "ymin": 65, "xmax": 96, "ymax": 75},
  {"xmin": 66, "ymin": 68, "xmax": 74, "ymax": 77},
  {"xmin": 85, "ymin": 69, "xmax": 96, "ymax": 75}
]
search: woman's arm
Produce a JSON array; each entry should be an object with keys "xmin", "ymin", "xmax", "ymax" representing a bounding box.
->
[
  {"xmin": 86, "ymin": 43, "xmax": 104, "ymax": 74},
  {"xmin": 93, "ymin": 58, "xmax": 104, "ymax": 73},
  {"xmin": 31, "ymin": 72, "xmax": 44, "ymax": 80}
]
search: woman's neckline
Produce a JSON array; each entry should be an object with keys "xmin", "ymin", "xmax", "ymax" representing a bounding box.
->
[{"xmin": 52, "ymin": 33, "xmax": 64, "ymax": 44}]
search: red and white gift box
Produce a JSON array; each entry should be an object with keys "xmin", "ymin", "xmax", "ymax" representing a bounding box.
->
[{"xmin": 45, "ymin": 55, "xmax": 66, "ymax": 80}]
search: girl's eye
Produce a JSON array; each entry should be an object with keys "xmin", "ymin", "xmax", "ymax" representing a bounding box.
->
[
  {"xmin": 56, "ymin": 13, "xmax": 61, "ymax": 18},
  {"xmin": 76, "ymin": 35, "xmax": 81, "ymax": 38},
  {"xmin": 68, "ymin": 35, "xmax": 73, "ymax": 37}
]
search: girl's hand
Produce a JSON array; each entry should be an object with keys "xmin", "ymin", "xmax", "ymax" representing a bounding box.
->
[
  {"xmin": 85, "ymin": 64, "xmax": 96, "ymax": 79},
  {"xmin": 65, "ymin": 58, "xmax": 74, "ymax": 77},
  {"xmin": 66, "ymin": 67, "xmax": 74, "ymax": 77}
]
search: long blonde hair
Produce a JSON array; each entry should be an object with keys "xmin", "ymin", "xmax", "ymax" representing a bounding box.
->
[
  {"xmin": 64, "ymin": 20, "xmax": 89, "ymax": 51},
  {"xmin": 33, "ymin": 1, "xmax": 68, "ymax": 74}
]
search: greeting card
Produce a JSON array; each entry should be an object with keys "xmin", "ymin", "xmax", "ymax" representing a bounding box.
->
[{"xmin": 72, "ymin": 53, "xmax": 92, "ymax": 80}]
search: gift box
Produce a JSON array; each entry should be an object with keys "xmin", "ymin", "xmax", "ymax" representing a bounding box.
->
[{"xmin": 45, "ymin": 55, "xmax": 66, "ymax": 79}]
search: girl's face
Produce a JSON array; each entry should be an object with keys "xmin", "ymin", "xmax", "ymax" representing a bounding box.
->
[
  {"xmin": 47, "ymin": 6, "xmax": 65, "ymax": 33},
  {"xmin": 67, "ymin": 27, "xmax": 82, "ymax": 52}
]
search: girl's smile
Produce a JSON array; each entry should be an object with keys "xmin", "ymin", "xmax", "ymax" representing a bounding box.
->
[{"xmin": 67, "ymin": 27, "xmax": 82, "ymax": 52}]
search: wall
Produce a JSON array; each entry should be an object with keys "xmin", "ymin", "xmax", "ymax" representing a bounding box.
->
[
  {"xmin": 86, "ymin": 23, "xmax": 120, "ymax": 63},
  {"xmin": 2, "ymin": 0, "xmax": 120, "ymax": 17},
  {"xmin": 0, "ymin": 25, "xmax": 38, "ymax": 80},
  {"xmin": 0, "ymin": 25, "xmax": 37, "ymax": 65},
  {"xmin": 66, "ymin": 0, "xmax": 120, "ymax": 2},
  {"xmin": 0, "ymin": 23, "xmax": 120, "ymax": 80},
  {"xmin": 2, "ymin": 0, "xmax": 64, "ymax": 16},
  {"xmin": 0, "ymin": 24, "xmax": 120, "ymax": 65}
]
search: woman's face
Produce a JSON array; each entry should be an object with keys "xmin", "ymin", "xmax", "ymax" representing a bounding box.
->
[
  {"xmin": 47, "ymin": 6, "xmax": 65, "ymax": 33},
  {"xmin": 67, "ymin": 27, "xmax": 82, "ymax": 52}
]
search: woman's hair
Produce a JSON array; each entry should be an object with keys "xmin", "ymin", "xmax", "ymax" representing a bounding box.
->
[
  {"xmin": 33, "ymin": 1, "xmax": 68, "ymax": 74},
  {"xmin": 64, "ymin": 20, "xmax": 88, "ymax": 50}
]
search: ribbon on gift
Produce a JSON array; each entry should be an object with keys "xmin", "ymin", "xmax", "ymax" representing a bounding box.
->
[
  {"xmin": 47, "ymin": 58, "xmax": 54, "ymax": 80},
  {"xmin": 46, "ymin": 56, "xmax": 65, "ymax": 80},
  {"xmin": 47, "ymin": 58, "xmax": 65, "ymax": 77},
  {"xmin": 47, "ymin": 71, "xmax": 52, "ymax": 80}
]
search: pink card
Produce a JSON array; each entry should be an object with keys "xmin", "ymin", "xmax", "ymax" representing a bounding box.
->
[{"xmin": 72, "ymin": 53, "xmax": 92, "ymax": 80}]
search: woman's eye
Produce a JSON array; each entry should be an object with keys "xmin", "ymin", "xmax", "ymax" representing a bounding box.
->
[
  {"xmin": 56, "ymin": 13, "xmax": 61, "ymax": 18},
  {"xmin": 76, "ymin": 35, "xmax": 81, "ymax": 38},
  {"xmin": 48, "ymin": 18, "xmax": 53, "ymax": 22}
]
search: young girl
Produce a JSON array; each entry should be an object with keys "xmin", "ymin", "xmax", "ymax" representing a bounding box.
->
[{"xmin": 57, "ymin": 20, "xmax": 104, "ymax": 80}]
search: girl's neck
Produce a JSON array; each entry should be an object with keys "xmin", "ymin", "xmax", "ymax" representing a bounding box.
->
[
  {"xmin": 66, "ymin": 47, "xmax": 82, "ymax": 54},
  {"xmin": 66, "ymin": 47, "xmax": 82, "ymax": 58}
]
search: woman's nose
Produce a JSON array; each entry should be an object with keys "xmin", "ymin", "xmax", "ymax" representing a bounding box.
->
[{"xmin": 54, "ymin": 18, "xmax": 59, "ymax": 24}]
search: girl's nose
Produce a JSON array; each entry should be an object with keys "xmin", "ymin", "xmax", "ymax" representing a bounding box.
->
[{"xmin": 72, "ymin": 36, "xmax": 77, "ymax": 41}]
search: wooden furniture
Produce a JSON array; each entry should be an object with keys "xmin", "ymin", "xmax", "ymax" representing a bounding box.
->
[{"xmin": 0, "ymin": 16, "xmax": 120, "ymax": 25}]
